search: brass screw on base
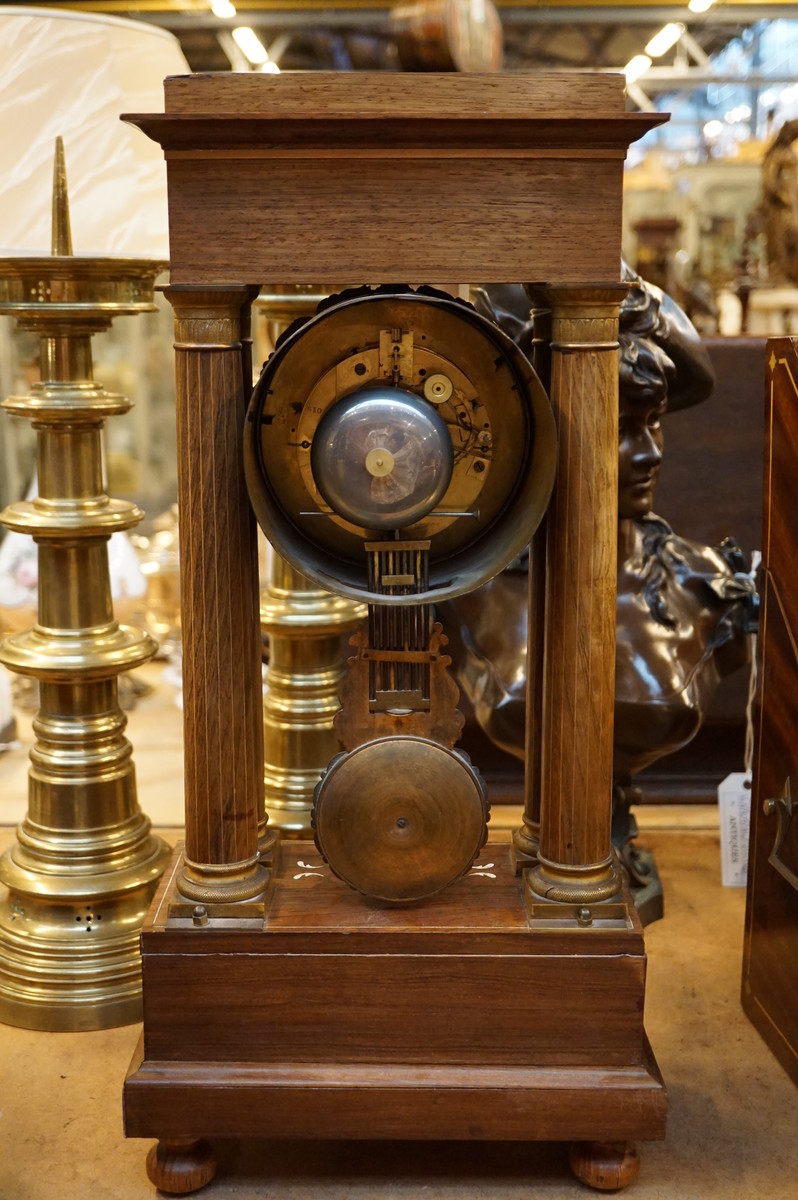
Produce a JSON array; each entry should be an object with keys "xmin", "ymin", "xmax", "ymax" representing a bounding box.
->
[{"xmin": 0, "ymin": 139, "xmax": 170, "ymax": 1030}]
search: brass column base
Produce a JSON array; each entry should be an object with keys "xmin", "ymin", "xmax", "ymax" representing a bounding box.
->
[
  {"xmin": 177, "ymin": 857, "xmax": 269, "ymax": 905},
  {"xmin": 0, "ymin": 832, "xmax": 169, "ymax": 1031},
  {"xmin": 512, "ymin": 817, "xmax": 540, "ymax": 863},
  {"xmin": 527, "ymin": 852, "xmax": 622, "ymax": 905}
]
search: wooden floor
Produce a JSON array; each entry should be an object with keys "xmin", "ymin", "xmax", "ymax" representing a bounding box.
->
[{"xmin": 0, "ymin": 822, "xmax": 795, "ymax": 1199}]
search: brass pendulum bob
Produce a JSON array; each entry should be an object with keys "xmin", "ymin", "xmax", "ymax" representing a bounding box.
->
[{"xmin": 0, "ymin": 140, "xmax": 170, "ymax": 1030}]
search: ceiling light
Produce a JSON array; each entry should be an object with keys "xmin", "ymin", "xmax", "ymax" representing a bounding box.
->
[
  {"xmin": 645, "ymin": 23, "xmax": 684, "ymax": 58},
  {"xmin": 624, "ymin": 54, "xmax": 652, "ymax": 85},
  {"xmin": 688, "ymin": 0, "xmax": 715, "ymax": 13},
  {"xmin": 232, "ymin": 26, "xmax": 268, "ymax": 65},
  {"xmin": 703, "ymin": 119, "xmax": 724, "ymax": 138},
  {"xmin": 211, "ymin": 0, "xmax": 236, "ymax": 16}
]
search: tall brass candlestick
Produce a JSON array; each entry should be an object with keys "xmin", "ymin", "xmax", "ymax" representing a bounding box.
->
[
  {"xmin": 256, "ymin": 287, "xmax": 365, "ymax": 835},
  {"xmin": 0, "ymin": 141, "xmax": 170, "ymax": 1030}
]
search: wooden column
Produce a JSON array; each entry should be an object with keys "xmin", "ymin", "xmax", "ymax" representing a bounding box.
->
[
  {"xmin": 513, "ymin": 523, "xmax": 547, "ymax": 861},
  {"xmin": 238, "ymin": 289, "xmax": 279, "ymax": 858},
  {"xmin": 529, "ymin": 284, "xmax": 626, "ymax": 904},
  {"xmin": 167, "ymin": 285, "xmax": 268, "ymax": 903},
  {"xmin": 514, "ymin": 295, "xmax": 551, "ymax": 862}
]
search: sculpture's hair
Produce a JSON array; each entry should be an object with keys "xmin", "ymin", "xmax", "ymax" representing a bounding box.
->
[
  {"xmin": 619, "ymin": 260, "xmax": 714, "ymax": 410},
  {"xmin": 618, "ymin": 269, "xmax": 675, "ymax": 406},
  {"xmin": 618, "ymin": 332, "xmax": 673, "ymax": 406}
]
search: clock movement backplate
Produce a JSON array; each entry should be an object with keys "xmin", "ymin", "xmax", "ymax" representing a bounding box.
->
[{"xmin": 245, "ymin": 286, "xmax": 556, "ymax": 605}]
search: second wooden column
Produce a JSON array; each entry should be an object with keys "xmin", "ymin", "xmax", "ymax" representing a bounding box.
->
[{"xmin": 529, "ymin": 283, "xmax": 626, "ymax": 905}]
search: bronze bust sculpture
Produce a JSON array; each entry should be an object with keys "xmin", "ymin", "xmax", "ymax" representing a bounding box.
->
[{"xmin": 443, "ymin": 272, "xmax": 757, "ymax": 919}]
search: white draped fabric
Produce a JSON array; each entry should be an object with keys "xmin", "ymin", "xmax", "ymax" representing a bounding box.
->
[{"xmin": 0, "ymin": 7, "xmax": 188, "ymax": 256}]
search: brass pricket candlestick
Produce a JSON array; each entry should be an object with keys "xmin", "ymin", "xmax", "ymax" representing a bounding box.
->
[
  {"xmin": 0, "ymin": 141, "xmax": 170, "ymax": 1030},
  {"xmin": 257, "ymin": 288, "xmax": 365, "ymax": 835}
]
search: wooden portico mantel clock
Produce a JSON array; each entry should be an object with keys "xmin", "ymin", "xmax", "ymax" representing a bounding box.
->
[{"xmin": 123, "ymin": 72, "xmax": 667, "ymax": 1194}]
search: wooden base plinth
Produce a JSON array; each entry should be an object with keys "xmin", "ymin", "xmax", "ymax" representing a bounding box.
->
[{"xmin": 125, "ymin": 841, "xmax": 666, "ymax": 1187}]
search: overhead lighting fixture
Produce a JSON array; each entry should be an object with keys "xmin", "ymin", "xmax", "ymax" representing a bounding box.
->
[
  {"xmin": 626, "ymin": 81, "xmax": 654, "ymax": 112},
  {"xmin": 232, "ymin": 25, "xmax": 268, "ymax": 65},
  {"xmin": 703, "ymin": 119, "xmax": 724, "ymax": 138},
  {"xmin": 688, "ymin": 0, "xmax": 715, "ymax": 13},
  {"xmin": 211, "ymin": 0, "xmax": 236, "ymax": 16},
  {"xmin": 645, "ymin": 23, "xmax": 684, "ymax": 58},
  {"xmin": 624, "ymin": 54, "xmax": 652, "ymax": 85}
]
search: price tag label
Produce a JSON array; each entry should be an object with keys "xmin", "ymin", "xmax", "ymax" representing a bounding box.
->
[{"xmin": 718, "ymin": 772, "xmax": 752, "ymax": 888}]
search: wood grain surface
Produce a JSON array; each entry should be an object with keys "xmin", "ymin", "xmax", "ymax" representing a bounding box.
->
[
  {"xmin": 145, "ymin": 1138, "xmax": 216, "ymax": 1194},
  {"xmin": 168, "ymin": 286, "xmax": 263, "ymax": 886},
  {"xmin": 162, "ymin": 157, "xmax": 625, "ymax": 286},
  {"xmin": 569, "ymin": 1140, "xmax": 641, "ymax": 1190},
  {"xmin": 161, "ymin": 70, "xmax": 630, "ymax": 116},
  {"xmin": 125, "ymin": 1042, "xmax": 667, "ymax": 1143},
  {"xmin": 136, "ymin": 841, "xmax": 647, "ymax": 1070},
  {"xmin": 742, "ymin": 336, "xmax": 798, "ymax": 1086},
  {"xmin": 534, "ymin": 286, "xmax": 625, "ymax": 890},
  {"xmin": 126, "ymin": 836, "xmax": 664, "ymax": 1144},
  {"xmin": 761, "ymin": 338, "xmax": 798, "ymax": 614},
  {"xmin": 124, "ymin": 72, "xmax": 664, "ymax": 287}
]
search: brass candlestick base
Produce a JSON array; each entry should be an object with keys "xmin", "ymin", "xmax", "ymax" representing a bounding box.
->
[
  {"xmin": 261, "ymin": 555, "xmax": 364, "ymax": 835},
  {"xmin": 0, "ymin": 142, "xmax": 170, "ymax": 1030}
]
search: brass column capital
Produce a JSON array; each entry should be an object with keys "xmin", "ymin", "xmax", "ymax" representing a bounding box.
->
[
  {"xmin": 165, "ymin": 283, "xmax": 259, "ymax": 347},
  {"xmin": 546, "ymin": 281, "xmax": 627, "ymax": 352},
  {"xmin": 545, "ymin": 281, "xmax": 629, "ymax": 305}
]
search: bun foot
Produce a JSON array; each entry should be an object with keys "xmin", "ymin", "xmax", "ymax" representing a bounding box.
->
[
  {"xmin": 569, "ymin": 1141, "xmax": 640, "ymax": 1191},
  {"xmin": 145, "ymin": 1138, "xmax": 217, "ymax": 1194}
]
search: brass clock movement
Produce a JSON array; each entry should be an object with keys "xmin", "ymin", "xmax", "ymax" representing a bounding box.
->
[
  {"xmin": 245, "ymin": 286, "xmax": 555, "ymax": 603},
  {"xmin": 244, "ymin": 285, "xmax": 556, "ymax": 901}
]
